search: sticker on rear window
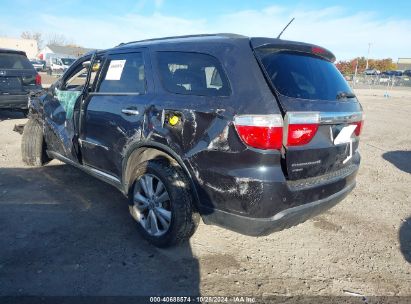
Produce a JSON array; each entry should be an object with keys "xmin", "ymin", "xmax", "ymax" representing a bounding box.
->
[{"xmin": 105, "ymin": 60, "xmax": 126, "ymax": 80}]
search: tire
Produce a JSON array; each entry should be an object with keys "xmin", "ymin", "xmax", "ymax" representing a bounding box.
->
[
  {"xmin": 128, "ymin": 159, "xmax": 199, "ymax": 247},
  {"xmin": 21, "ymin": 119, "xmax": 51, "ymax": 167}
]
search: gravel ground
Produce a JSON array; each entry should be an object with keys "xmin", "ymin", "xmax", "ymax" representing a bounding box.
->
[{"xmin": 0, "ymin": 88, "xmax": 410, "ymax": 300}]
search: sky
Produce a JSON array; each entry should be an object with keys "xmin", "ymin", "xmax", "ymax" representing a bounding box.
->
[{"xmin": 0, "ymin": 0, "xmax": 410, "ymax": 61}]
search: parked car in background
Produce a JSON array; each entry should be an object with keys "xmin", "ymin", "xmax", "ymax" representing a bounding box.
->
[
  {"xmin": 45, "ymin": 56, "xmax": 76, "ymax": 75},
  {"xmin": 30, "ymin": 59, "xmax": 46, "ymax": 72},
  {"xmin": 379, "ymin": 74, "xmax": 390, "ymax": 83},
  {"xmin": 403, "ymin": 70, "xmax": 411, "ymax": 77},
  {"xmin": 22, "ymin": 34, "xmax": 363, "ymax": 247},
  {"xmin": 364, "ymin": 68, "xmax": 380, "ymax": 75},
  {"xmin": 0, "ymin": 48, "xmax": 42, "ymax": 114},
  {"xmin": 382, "ymin": 70, "xmax": 403, "ymax": 76}
]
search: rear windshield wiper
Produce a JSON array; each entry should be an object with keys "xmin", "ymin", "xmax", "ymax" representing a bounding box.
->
[{"xmin": 336, "ymin": 91, "xmax": 356, "ymax": 100}]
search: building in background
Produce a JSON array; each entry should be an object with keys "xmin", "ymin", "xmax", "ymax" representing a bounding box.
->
[
  {"xmin": 397, "ymin": 58, "xmax": 411, "ymax": 70},
  {"xmin": 0, "ymin": 37, "xmax": 38, "ymax": 58},
  {"xmin": 38, "ymin": 44, "xmax": 94, "ymax": 61}
]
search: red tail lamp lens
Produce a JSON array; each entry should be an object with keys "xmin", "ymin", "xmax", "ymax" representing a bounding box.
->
[
  {"xmin": 234, "ymin": 115, "xmax": 283, "ymax": 150},
  {"xmin": 285, "ymin": 112, "xmax": 320, "ymax": 146},
  {"xmin": 353, "ymin": 121, "xmax": 363, "ymax": 136},
  {"xmin": 35, "ymin": 73, "xmax": 41, "ymax": 85},
  {"xmin": 287, "ymin": 124, "xmax": 319, "ymax": 146}
]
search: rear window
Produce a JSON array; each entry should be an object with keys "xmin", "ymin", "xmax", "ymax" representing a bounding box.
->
[
  {"xmin": 0, "ymin": 53, "xmax": 33, "ymax": 70},
  {"xmin": 157, "ymin": 52, "xmax": 231, "ymax": 96},
  {"xmin": 257, "ymin": 51, "xmax": 353, "ymax": 101}
]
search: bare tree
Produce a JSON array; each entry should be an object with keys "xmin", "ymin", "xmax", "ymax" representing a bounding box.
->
[
  {"xmin": 46, "ymin": 33, "xmax": 77, "ymax": 47},
  {"xmin": 20, "ymin": 31, "xmax": 43, "ymax": 50}
]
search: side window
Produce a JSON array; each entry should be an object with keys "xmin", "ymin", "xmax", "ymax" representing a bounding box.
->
[
  {"xmin": 97, "ymin": 52, "xmax": 145, "ymax": 94},
  {"xmin": 54, "ymin": 59, "xmax": 89, "ymax": 119},
  {"xmin": 63, "ymin": 65, "xmax": 88, "ymax": 91},
  {"xmin": 157, "ymin": 52, "xmax": 231, "ymax": 96}
]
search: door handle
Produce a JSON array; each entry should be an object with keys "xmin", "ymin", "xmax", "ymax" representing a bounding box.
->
[{"xmin": 121, "ymin": 109, "xmax": 139, "ymax": 115}]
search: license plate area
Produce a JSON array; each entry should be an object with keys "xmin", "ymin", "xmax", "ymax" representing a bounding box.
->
[{"xmin": 0, "ymin": 77, "xmax": 22, "ymax": 90}]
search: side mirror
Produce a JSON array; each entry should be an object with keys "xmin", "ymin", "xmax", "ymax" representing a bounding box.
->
[{"xmin": 82, "ymin": 61, "xmax": 91, "ymax": 69}]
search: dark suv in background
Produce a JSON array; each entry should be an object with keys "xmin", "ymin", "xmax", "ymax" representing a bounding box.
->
[
  {"xmin": 22, "ymin": 34, "xmax": 363, "ymax": 247},
  {"xmin": 0, "ymin": 48, "xmax": 42, "ymax": 114}
]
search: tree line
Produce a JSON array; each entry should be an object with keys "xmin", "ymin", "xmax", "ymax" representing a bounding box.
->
[
  {"xmin": 335, "ymin": 57, "xmax": 397, "ymax": 75},
  {"xmin": 20, "ymin": 31, "xmax": 79, "ymax": 50}
]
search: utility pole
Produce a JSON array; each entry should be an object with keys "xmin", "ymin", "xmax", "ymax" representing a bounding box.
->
[{"xmin": 365, "ymin": 42, "xmax": 372, "ymax": 70}]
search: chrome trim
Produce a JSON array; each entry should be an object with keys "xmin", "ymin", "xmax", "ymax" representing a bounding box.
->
[
  {"xmin": 319, "ymin": 111, "xmax": 363, "ymax": 124},
  {"xmin": 121, "ymin": 109, "xmax": 140, "ymax": 115},
  {"xmin": 285, "ymin": 112, "xmax": 320, "ymax": 124},
  {"xmin": 234, "ymin": 114, "xmax": 283, "ymax": 127},
  {"xmin": 88, "ymin": 167, "xmax": 122, "ymax": 184},
  {"xmin": 47, "ymin": 151, "xmax": 123, "ymax": 192},
  {"xmin": 78, "ymin": 139, "xmax": 109, "ymax": 151},
  {"xmin": 285, "ymin": 111, "xmax": 362, "ymax": 125}
]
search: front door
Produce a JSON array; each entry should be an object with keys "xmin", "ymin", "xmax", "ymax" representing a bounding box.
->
[
  {"xmin": 79, "ymin": 49, "xmax": 153, "ymax": 178},
  {"xmin": 43, "ymin": 55, "xmax": 95, "ymax": 162}
]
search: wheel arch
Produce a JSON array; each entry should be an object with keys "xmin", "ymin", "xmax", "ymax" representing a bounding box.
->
[{"xmin": 122, "ymin": 141, "xmax": 201, "ymax": 210}]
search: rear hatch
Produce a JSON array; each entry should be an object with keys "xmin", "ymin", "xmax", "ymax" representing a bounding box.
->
[
  {"xmin": 251, "ymin": 38, "xmax": 363, "ymax": 180},
  {"xmin": 0, "ymin": 51, "xmax": 39, "ymax": 96}
]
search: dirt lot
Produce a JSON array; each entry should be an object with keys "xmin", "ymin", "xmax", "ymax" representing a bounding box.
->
[{"xmin": 0, "ymin": 88, "xmax": 410, "ymax": 300}]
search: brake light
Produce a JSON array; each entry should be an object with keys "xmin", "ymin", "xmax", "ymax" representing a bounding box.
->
[
  {"xmin": 352, "ymin": 121, "xmax": 363, "ymax": 136},
  {"xmin": 234, "ymin": 114, "xmax": 283, "ymax": 150},
  {"xmin": 285, "ymin": 112, "xmax": 320, "ymax": 146},
  {"xmin": 35, "ymin": 73, "xmax": 41, "ymax": 85},
  {"xmin": 312, "ymin": 46, "xmax": 326, "ymax": 54},
  {"xmin": 288, "ymin": 124, "xmax": 319, "ymax": 146}
]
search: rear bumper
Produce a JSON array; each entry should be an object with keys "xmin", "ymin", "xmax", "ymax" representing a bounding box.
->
[
  {"xmin": 0, "ymin": 94, "xmax": 28, "ymax": 109},
  {"xmin": 201, "ymin": 182, "xmax": 355, "ymax": 236}
]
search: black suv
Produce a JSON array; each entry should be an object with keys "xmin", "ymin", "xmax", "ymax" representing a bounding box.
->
[
  {"xmin": 22, "ymin": 34, "xmax": 363, "ymax": 247},
  {"xmin": 0, "ymin": 49, "xmax": 42, "ymax": 113}
]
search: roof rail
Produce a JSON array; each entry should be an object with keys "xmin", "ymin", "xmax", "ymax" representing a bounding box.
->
[{"xmin": 115, "ymin": 33, "xmax": 245, "ymax": 47}]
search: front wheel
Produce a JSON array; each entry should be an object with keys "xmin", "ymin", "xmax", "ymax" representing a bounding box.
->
[
  {"xmin": 21, "ymin": 119, "xmax": 51, "ymax": 167},
  {"xmin": 129, "ymin": 159, "xmax": 199, "ymax": 247}
]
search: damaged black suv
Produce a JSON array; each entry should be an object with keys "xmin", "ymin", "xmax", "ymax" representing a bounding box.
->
[{"xmin": 22, "ymin": 34, "xmax": 363, "ymax": 247}]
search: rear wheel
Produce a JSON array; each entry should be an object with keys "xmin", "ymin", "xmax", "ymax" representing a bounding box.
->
[
  {"xmin": 21, "ymin": 119, "xmax": 51, "ymax": 167},
  {"xmin": 129, "ymin": 159, "xmax": 199, "ymax": 247}
]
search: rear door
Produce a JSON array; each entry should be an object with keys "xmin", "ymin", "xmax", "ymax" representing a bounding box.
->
[
  {"xmin": 252, "ymin": 40, "xmax": 363, "ymax": 180},
  {"xmin": 0, "ymin": 51, "xmax": 38, "ymax": 96}
]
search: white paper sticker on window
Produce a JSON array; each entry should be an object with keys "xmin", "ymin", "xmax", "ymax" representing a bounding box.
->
[{"xmin": 105, "ymin": 60, "xmax": 126, "ymax": 80}]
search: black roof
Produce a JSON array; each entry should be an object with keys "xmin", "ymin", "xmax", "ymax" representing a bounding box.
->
[
  {"xmin": 80, "ymin": 33, "xmax": 335, "ymax": 62},
  {"xmin": 115, "ymin": 33, "xmax": 247, "ymax": 48},
  {"xmin": 0, "ymin": 48, "xmax": 27, "ymax": 56}
]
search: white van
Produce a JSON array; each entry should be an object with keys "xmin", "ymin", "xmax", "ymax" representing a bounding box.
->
[{"xmin": 45, "ymin": 55, "xmax": 76, "ymax": 75}]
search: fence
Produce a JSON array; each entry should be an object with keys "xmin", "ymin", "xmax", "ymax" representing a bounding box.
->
[{"xmin": 345, "ymin": 74, "xmax": 411, "ymax": 89}]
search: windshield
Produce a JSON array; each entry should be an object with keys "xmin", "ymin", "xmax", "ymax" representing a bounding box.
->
[
  {"xmin": 0, "ymin": 53, "xmax": 33, "ymax": 70},
  {"xmin": 61, "ymin": 58, "xmax": 75, "ymax": 66},
  {"xmin": 257, "ymin": 51, "xmax": 354, "ymax": 101}
]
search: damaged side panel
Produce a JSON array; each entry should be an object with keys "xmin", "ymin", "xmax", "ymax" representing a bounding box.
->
[
  {"xmin": 35, "ymin": 91, "xmax": 80, "ymax": 162},
  {"xmin": 137, "ymin": 101, "xmax": 287, "ymax": 218}
]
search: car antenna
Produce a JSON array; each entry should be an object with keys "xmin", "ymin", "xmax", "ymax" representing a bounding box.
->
[{"xmin": 277, "ymin": 17, "xmax": 295, "ymax": 39}]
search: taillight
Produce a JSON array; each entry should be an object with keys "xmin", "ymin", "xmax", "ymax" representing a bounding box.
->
[
  {"xmin": 35, "ymin": 73, "xmax": 41, "ymax": 85},
  {"xmin": 285, "ymin": 112, "xmax": 320, "ymax": 146},
  {"xmin": 352, "ymin": 121, "xmax": 363, "ymax": 136},
  {"xmin": 234, "ymin": 114, "xmax": 283, "ymax": 150},
  {"xmin": 312, "ymin": 46, "xmax": 326, "ymax": 55}
]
